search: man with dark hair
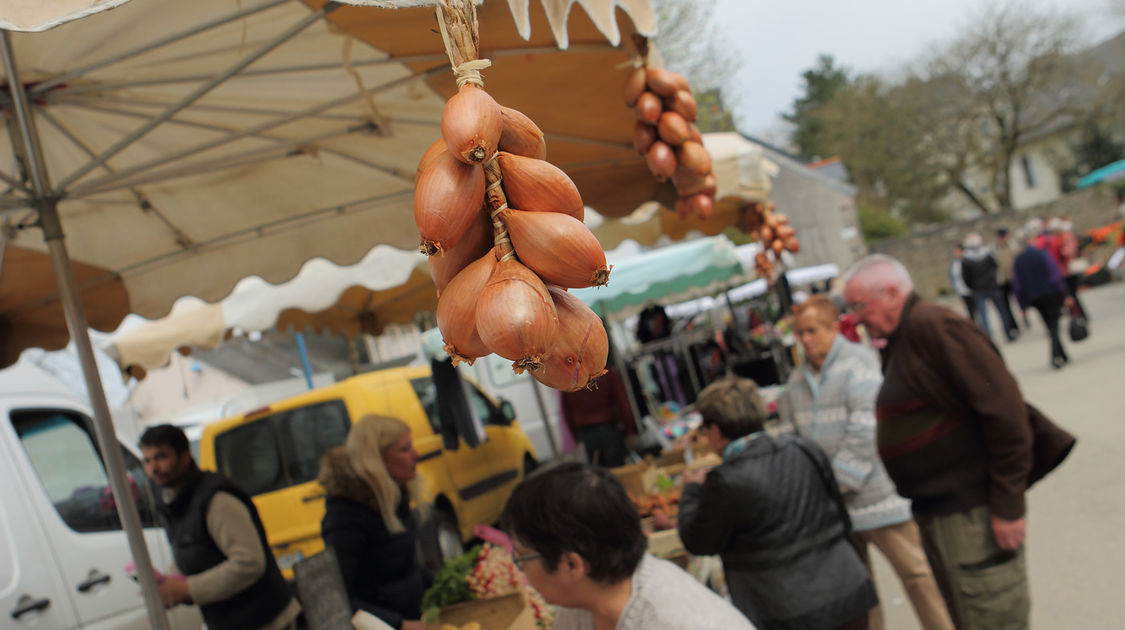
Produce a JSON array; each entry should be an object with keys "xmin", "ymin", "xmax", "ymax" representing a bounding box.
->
[
  {"xmin": 139, "ymin": 425, "xmax": 299, "ymax": 630},
  {"xmin": 500, "ymin": 462, "xmax": 753, "ymax": 630},
  {"xmin": 677, "ymin": 378, "xmax": 877, "ymax": 630}
]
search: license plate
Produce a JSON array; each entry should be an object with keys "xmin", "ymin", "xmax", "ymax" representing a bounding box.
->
[{"xmin": 276, "ymin": 551, "xmax": 304, "ymax": 571}]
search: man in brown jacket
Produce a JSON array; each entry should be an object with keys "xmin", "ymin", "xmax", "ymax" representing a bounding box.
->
[{"xmin": 842, "ymin": 254, "xmax": 1075, "ymax": 630}]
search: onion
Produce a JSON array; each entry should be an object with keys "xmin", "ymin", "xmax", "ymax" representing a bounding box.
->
[
  {"xmin": 676, "ymin": 140, "xmax": 712, "ymax": 176},
  {"xmin": 534, "ymin": 287, "xmax": 609, "ymax": 391},
  {"xmin": 786, "ymin": 237, "xmax": 801, "ymax": 253},
  {"xmin": 623, "ymin": 66, "xmax": 647, "ymax": 107},
  {"xmin": 771, "ymin": 239, "xmax": 785, "ymax": 256},
  {"xmin": 496, "ymin": 151, "xmax": 584, "ymax": 221},
  {"xmin": 475, "ymin": 258, "xmax": 559, "ymax": 373},
  {"xmin": 442, "ymin": 84, "xmax": 502, "ymax": 164},
  {"xmin": 668, "ymin": 90, "xmax": 698, "ymax": 122},
  {"xmin": 498, "ymin": 105, "xmax": 547, "ymax": 160},
  {"xmin": 646, "ymin": 141, "xmax": 676, "ymax": 181},
  {"xmin": 633, "ymin": 121, "xmax": 657, "ymax": 154},
  {"xmin": 687, "ymin": 122, "xmax": 703, "ymax": 143},
  {"xmin": 673, "ymin": 168, "xmax": 717, "ymax": 197},
  {"xmin": 777, "ymin": 225, "xmax": 796, "ymax": 240},
  {"xmin": 688, "ymin": 193, "xmax": 714, "ymax": 219},
  {"xmin": 645, "ymin": 67, "xmax": 682, "ymax": 97},
  {"xmin": 760, "ymin": 225, "xmax": 774, "ymax": 242},
  {"xmin": 657, "ymin": 111, "xmax": 691, "ymax": 146},
  {"xmin": 414, "ymin": 149, "xmax": 486, "ymax": 255},
  {"xmin": 416, "ymin": 138, "xmax": 446, "ymax": 182},
  {"xmin": 774, "ymin": 212, "xmax": 790, "ymax": 225},
  {"xmin": 437, "ymin": 249, "xmax": 498, "ymax": 365},
  {"xmin": 429, "ymin": 208, "xmax": 493, "ymax": 293},
  {"xmin": 499, "ymin": 209, "xmax": 609, "ymax": 288},
  {"xmin": 635, "ymin": 91, "xmax": 662, "ymax": 125},
  {"xmin": 673, "ymin": 196, "xmax": 692, "ymax": 219}
]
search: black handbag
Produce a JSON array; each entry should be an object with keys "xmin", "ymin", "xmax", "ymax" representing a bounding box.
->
[{"xmin": 1068, "ymin": 316, "xmax": 1089, "ymax": 342}]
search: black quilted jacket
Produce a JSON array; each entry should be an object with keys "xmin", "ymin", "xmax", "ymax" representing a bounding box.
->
[{"xmin": 677, "ymin": 433, "xmax": 877, "ymax": 630}]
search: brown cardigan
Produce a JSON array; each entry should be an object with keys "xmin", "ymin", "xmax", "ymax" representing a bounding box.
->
[{"xmin": 882, "ymin": 294, "xmax": 1075, "ymax": 520}]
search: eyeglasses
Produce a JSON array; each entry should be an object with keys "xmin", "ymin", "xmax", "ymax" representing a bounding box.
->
[
  {"xmin": 511, "ymin": 551, "xmax": 542, "ymax": 571},
  {"xmin": 845, "ymin": 288, "xmax": 888, "ymax": 315}
]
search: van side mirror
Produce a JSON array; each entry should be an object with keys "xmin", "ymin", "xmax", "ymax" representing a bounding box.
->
[{"xmin": 499, "ymin": 400, "xmax": 516, "ymax": 423}]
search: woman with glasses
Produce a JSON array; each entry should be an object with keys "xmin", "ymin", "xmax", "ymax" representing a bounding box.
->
[
  {"xmin": 500, "ymin": 462, "xmax": 754, "ymax": 630},
  {"xmin": 677, "ymin": 377, "xmax": 877, "ymax": 630},
  {"xmin": 318, "ymin": 415, "xmax": 430, "ymax": 630}
]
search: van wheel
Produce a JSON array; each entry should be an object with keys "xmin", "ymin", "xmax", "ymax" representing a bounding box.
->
[{"xmin": 435, "ymin": 509, "xmax": 464, "ymax": 561}]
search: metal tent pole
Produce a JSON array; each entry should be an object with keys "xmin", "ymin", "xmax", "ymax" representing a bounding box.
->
[{"xmin": 0, "ymin": 30, "xmax": 172, "ymax": 630}]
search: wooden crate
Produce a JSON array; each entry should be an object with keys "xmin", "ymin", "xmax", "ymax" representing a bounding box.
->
[
  {"xmin": 435, "ymin": 591, "xmax": 536, "ymax": 630},
  {"xmin": 610, "ymin": 461, "xmax": 658, "ymax": 496}
]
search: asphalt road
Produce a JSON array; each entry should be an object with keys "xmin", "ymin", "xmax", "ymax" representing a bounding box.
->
[{"xmin": 874, "ymin": 283, "xmax": 1125, "ymax": 629}]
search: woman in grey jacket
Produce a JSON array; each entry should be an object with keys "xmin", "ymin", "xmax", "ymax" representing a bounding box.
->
[
  {"xmin": 779, "ymin": 297, "xmax": 952, "ymax": 630},
  {"xmin": 678, "ymin": 377, "xmax": 876, "ymax": 630}
]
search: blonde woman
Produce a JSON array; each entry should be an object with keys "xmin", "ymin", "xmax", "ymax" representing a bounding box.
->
[{"xmin": 318, "ymin": 415, "xmax": 428, "ymax": 630}]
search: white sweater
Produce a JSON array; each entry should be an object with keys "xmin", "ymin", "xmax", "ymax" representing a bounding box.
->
[{"xmin": 553, "ymin": 554, "xmax": 755, "ymax": 630}]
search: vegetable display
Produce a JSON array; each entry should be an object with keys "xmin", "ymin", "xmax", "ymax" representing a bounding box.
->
[
  {"xmin": 417, "ymin": 0, "xmax": 609, "ymax": 391},
  {"xmin": 422, "ymin": 544, "xmax": 554, "ymax": 630},
  {"xmin": 624, "ymin": 54, "xmax": 716, "ymax": 220},
  {"xmin": 742, "ymin": 201, "xmax": 800, "ymax": 280}
]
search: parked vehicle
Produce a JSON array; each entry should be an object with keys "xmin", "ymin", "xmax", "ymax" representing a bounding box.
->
[
  {"xmin": 197, "ymin": 365, "xmax": 538, "ymax": 577},
  {"xmin": 0, "ymin": 363, "xmax": 201, "ymax": 629}
]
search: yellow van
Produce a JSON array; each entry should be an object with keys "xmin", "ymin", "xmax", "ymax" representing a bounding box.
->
[{"xmin": 197, "ymin": 365, "xmax": 538, "ymax": 576}]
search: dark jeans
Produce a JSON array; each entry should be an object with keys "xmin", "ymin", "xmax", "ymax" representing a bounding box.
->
[
  {"xmin": 999, "ymin": 281, "xmax": 1021, "ymax": 332},
  {"xmin": 1031, "ymin": 293, "xmax": 1068, "ymax": 364},
  {"xmin": 959, "ymin": 295, "xmax": 977, "ymax": 322},
  {"xmin": 971, "ymin": 289, "xmax": 1017, "ymax": 340},
  {"xmin": 1064, "ymin": 273, "xmax": 1088, "ymax": 320},
  {"xmin": 576, "ymin": 422, "xmax": 626, "ymax": 468}
]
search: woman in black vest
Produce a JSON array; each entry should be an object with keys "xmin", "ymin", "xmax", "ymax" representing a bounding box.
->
[{"xmin": 318, "ymin": 415, "xmax": 429, "ymax": 630}]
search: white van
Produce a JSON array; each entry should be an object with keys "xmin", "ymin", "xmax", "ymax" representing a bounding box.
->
[{"xmin": 0, "ymin": 363, "xmax": 201, "ymax": 629}]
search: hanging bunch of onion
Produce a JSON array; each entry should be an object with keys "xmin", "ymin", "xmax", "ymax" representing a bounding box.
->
[
  {"xmin": 625, "ymin": 65, "xmax": 716, "ymax": 220},
  {"xmin": 417, "ymin": 80, "xmax": 610, "ymax": 385},
  {"xmin": 742, "ymin": 201, "xmax": 800, "ymax": 280}
]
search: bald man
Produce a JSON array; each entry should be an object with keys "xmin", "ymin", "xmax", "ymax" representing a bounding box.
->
[{"xmin": 842, "ymin": 255, "xmax": 1075, "ymax": 630}]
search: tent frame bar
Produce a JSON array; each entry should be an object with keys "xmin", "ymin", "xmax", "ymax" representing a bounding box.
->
[
  {"xmin": 68, "ymin": 64, "xmax": 444, "ymax": 197},
  {"xmin": 29, "ymin": 0, "xmax": 291, "ymax": 95},
  {"xmin": 0, "ymin": 30, "xmax": 172, "ymax": 630},
  {"xmin": 57, "ymin": 1, "xmax": 340, "ymax": 190}
]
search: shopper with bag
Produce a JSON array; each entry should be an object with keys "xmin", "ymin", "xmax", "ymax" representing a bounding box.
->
[{"xmin": 1012, "ymin": 225, "xmax": 1079, "ymax": 369}]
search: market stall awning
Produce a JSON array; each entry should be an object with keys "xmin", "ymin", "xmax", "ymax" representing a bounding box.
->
[
  {"xmin": 571, "ymin": 235, "xmax": 743, "ymax": 318},
  {"xmin": 0, "ymin": 0, "xmax": 662, "ymax": 367}
]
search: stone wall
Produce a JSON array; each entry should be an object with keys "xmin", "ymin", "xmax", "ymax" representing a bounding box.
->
[{"xmin": 869, "ymin": 187, "xmax": 1120, "ymax": 299}]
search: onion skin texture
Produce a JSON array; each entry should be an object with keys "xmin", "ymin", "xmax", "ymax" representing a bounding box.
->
[
  {"xmin": 668, "ymin": 90, "xmax": 698, "ymax": 122},
  {"xmin": 657, "ymin": 111, "xmax": 691, "ymax": 146},
  {"xmin": 673, "ymin": 168, "xmax": 717, "ymax": 197},
  {"xmin": 635, "ymin": 91, "xmax": 662, "ymax": 125},
  {"xmin": 442, "ymin": 84, "xmax": 502, "ymax": 164},
  {"xmin": 687, "ymin": 122, "xmax": 703, "ymax": 143},
  {"xmin": 496, "ymin": 151, "xmax": 584, "ymax": 221},
  {"xmin": 645, "ymin": 67, "xmax": 682, "ymax": 97},
  {"xmin": 429, "ymin": 208, "xmax": 492, "ymax": 293},
  {"xmin": 623, "ymin": 67, "xmax": 648, "ymax": 107},
  {"xmin": 677, "ymin": 140, "xmax": 712, "ymax": 176},
  {"xmin": 786, "ymin": 237, "xmax": 801, "ymax": 253},
  {"xmin": 414, "ymin": 149, "xmax": 486, "ymax": 255},
  {"xmin": 687, "ymin": 193, "xmax": 714, "ymax": 219},
  {"xmin": 437, "ymin": 249, "xmax": 498, "ymax": 365},
  {"xmin": 498, "ymin": 105, "xmax": 547, "ymax": 160},
  {"xmin": 475, "ymin": 258, "xmax": 559, "ymax": 373},
  {"xmin": 499, "ymin": 209, "xmax": 609, "ymax": 289},
  {"xmin": 633, "ymin": 121, "xmax": 657, "ymax": 154},
  {"xmin": 646, "ymin": 141, "xmax": 677, "ymax": 181},
  {"xmin": 416, "ymin": 138, "xmax": 446, "ymax": 182},
  {"xmin": 534, "ymin": 287, "xmax": 609, "ymax": 391}
]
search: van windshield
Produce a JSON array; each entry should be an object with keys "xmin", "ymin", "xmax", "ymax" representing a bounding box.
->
[{"xmin": 214, "ymin": 399, "xmax": 350, "ymax": 496}]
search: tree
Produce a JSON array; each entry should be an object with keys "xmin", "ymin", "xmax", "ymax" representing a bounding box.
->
[
  {"xmin": 1058, "ymin": 123, "xmax": 1125, "ymax": 192},
  {"xmin": 816, "ymin": 76, "xmax": 948, "ymax": 223},
  {"xmin": 648, "ymin": 0, "xmax": 736, "ymax": 94},
  {"xmin": 917, "ymin": 4, "xmax": 1086, "ymax": 213},
  {"xmin": 783, "ymin": 55, "xmax": 851, "ymax": 158},
  {"xmin": 857, "ymin": 205, "xmax": 907, "ymax": 242}
]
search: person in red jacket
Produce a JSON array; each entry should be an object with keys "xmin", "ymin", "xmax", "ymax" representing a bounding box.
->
[{"xmin": 559, "ymin": 367, "xmax": 636, "ymax": 468}]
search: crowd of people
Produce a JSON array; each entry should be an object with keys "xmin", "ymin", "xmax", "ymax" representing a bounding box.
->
[
  {"xmin": 133, "ymin": 247, "xmax": 1082, "ymax": 630},
  {"xmin": 949, "ymin": 217, "xmax": 1089, "ymax": 369}
]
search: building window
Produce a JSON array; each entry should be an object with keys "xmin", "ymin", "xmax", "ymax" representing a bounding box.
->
[{"xmin": 1021, "ymin": 155, "xmax": 1037, "ymax": 188}]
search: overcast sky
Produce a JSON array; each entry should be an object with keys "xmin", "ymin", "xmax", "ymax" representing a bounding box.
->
[{"xmin": 712, "ymin": 0, "xmax": 1125, "ymax": 143}]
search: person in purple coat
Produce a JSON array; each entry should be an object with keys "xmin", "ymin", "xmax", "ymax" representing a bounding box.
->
[{"xmin": 1011, "ymin": 225, "xmax": 1077, "ymax": 369}]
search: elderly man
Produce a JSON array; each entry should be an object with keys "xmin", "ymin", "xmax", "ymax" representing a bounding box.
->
[
  {"xmin": 780, "ymin": 296, "xmax": 952, "ymax": 630},
  {"xmin": 842, "ymin": 255, "xmax": 1075, "ymax": 629}
]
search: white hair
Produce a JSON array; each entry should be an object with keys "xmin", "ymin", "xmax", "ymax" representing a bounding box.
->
[
  {"xmin": 843, "ymin": 254, "xmax": 914, "ymax": 294},
  {"xmin": 962, "ymin": 232, "xmax": 983, "ymax": 248}
]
